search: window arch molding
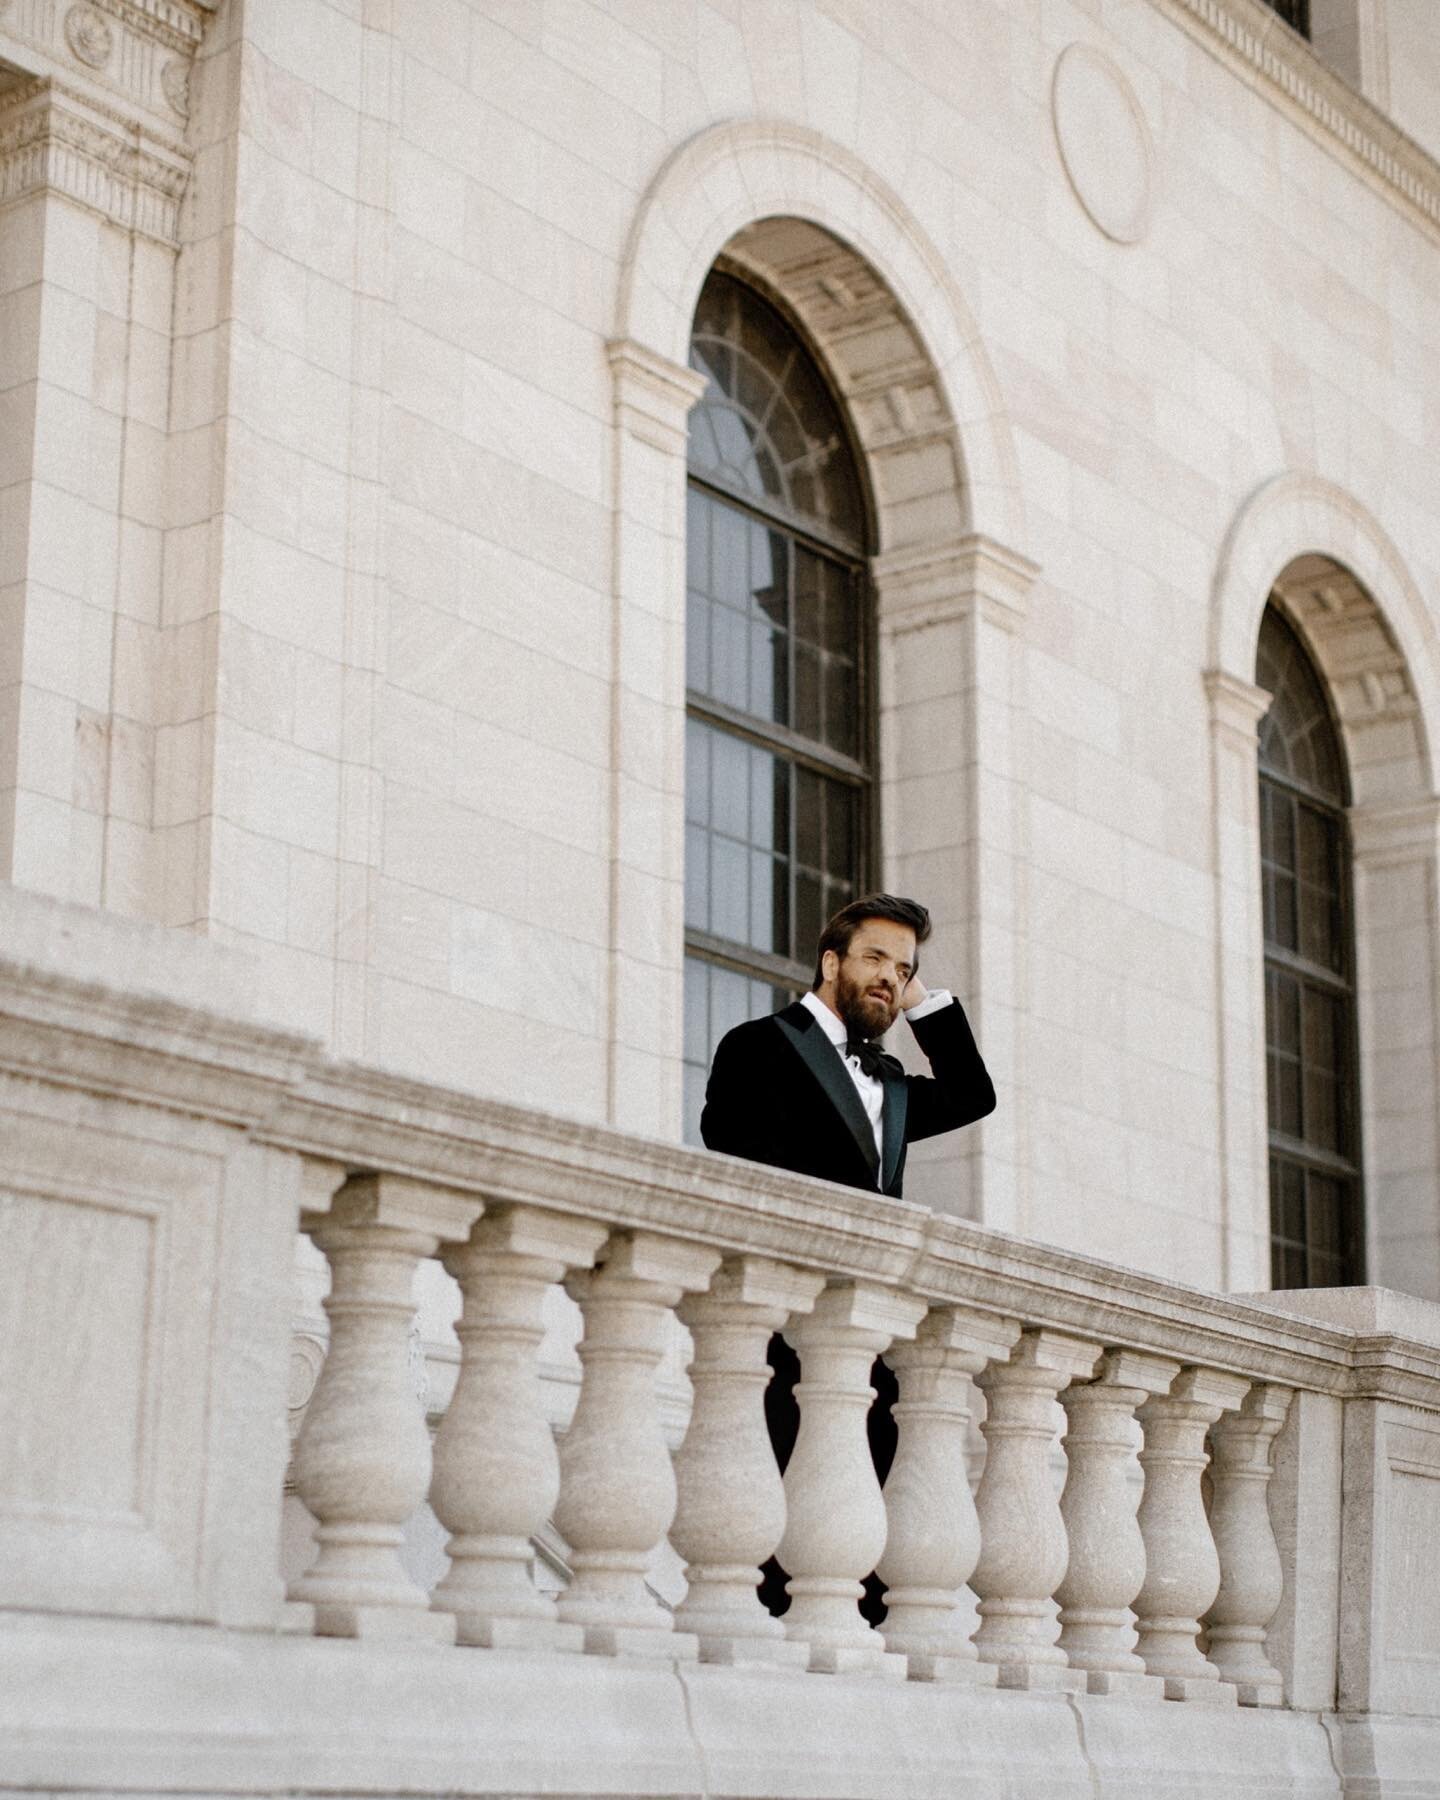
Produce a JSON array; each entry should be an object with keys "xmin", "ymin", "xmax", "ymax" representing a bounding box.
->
[
  {"xmin": 613, "ymin": 117, "xmax": 1025, "ymax": 553},
  {"xmin": 1207, "ymin": 474, "xmax": 1440, "ymax": 1298}
]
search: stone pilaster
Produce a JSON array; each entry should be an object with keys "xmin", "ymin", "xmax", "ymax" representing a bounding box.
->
[
  {"xmin": 603, "ymin": 339, "xmax": 707, "ymax": 1139},
  {"xmin": 1204, "ymin": 669, "xmax": 1273, "ymax": 1292},
  {"xmin": 875, "ymin": 533, "xmax": 1038, "ymax": 1232}
]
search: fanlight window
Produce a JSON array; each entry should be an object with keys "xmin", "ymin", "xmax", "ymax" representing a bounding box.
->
[
  {"xmin": 1257, "ymin": 604, "xmax": 1363, "ymax": 1287},
  {"xmin": 681, "ymin": 272, "xmax": 872, "ymax": 1144}
]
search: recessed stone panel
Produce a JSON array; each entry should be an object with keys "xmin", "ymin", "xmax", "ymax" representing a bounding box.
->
[{"xmin": 0, "ymin": 1185, "xmax": 153, "ymax": 1516}]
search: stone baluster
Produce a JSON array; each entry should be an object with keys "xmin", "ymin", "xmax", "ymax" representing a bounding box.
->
[
  {"xmin": 876, "ymin": 1305, "xmax": 1021, "ymax": 1682},
  {"xmin": 670, "ymin": 1256, "xmax": 826, "ymax": 1666},
  {"xmin": 429, "ymin": 1204, "xmax": 608, "ymax": 1648},
  {"xmin": 1134, "ymin": 1366, "xmax": 1250, "ymax": 1700},
  {"xmin": 288, "ymin": 1174, "xmax": 481, "ymax": 1640},
  {"xmin": 970, "ymin": 1328, "xmax": 1100, "ymax": 1689},
  {"xmin": 1056, "ymin": 1349, "xmax": 1180, "ymax": 1696},
  {"xmin": 555, "ymin": 1231, "xmax": 721, "ymax": 1657},
  {"xmin": 776, "ymin": 1281, "xmax": 927, "ymax": 1675},
  {"xmin": 1204, "ymin": 1383, "xmax": 1293, "ymax": 1705}
]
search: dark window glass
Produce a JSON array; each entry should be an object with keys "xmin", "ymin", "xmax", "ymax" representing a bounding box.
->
[
  {"xmin": 1257, "ymin": 603, "xmax": 1362, "ymax": 1287},
  {"xmin": 1259, "ymin": 0, "xmax": 1310, "ymax": 36},
  {"xmin": 683, "ymin": 273, "xmax": 871, "ymax": 1142}
]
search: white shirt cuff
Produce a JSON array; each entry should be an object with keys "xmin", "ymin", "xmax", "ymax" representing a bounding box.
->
[{"xmin": 905, "ymin": 988, "xmax": 953, "ymax": 1022}]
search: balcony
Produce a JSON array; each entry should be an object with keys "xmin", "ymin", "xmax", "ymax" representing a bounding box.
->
[{"xmin": 3, "ymin": 884, "xmax": 1439, "ymax": 1798}]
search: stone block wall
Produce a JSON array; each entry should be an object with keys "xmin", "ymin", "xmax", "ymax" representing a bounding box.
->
[{"xmin": 0, "ymin": 0, "xmax": 1437, "ymax": 1299}]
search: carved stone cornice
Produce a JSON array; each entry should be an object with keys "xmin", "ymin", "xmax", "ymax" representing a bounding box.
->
[
  {"xmin": 0, "ymin": 76, "xmax": 190, "ymax": 243},
  {"xmin": 85, "ymin": 0, "xmax": 208, "ymax": 56},
  {"xmin": 0, "ymin": 0, "xmax": 211, "ymax": 130},
  {"xmin": 874, "ymin": 532, "xmax": 1040, "ymax": 636},
  {"xmin": 1154, "ymin": 0, "xmax": 1440, "ymax": 244}
]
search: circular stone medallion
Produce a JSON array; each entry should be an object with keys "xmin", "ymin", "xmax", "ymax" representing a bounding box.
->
[
  {"xmin": 1051, "ymin": 43, "xmax": 1155, "ymax": 245},
  {"xmin": 65, "ymin": 4, "xmax": 114, "ymax": 69}
]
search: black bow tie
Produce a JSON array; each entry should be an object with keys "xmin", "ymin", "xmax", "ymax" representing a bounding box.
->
[{"xmin": 845, "ymin": 1037, "xmax": 899, "ymax": 1080}]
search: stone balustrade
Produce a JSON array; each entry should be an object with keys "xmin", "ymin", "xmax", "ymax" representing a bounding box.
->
[
  {"xmin": 259, "ymin": 1063, "xmax": 1412, "ymax": 1716},
  {"xmin": 274, "ymin": 1137, "xmax": 1316, "ymax": 1705},
  {"xmin": 4, "ymin": 898, "xmax": 1440, "ymax": 1797}
]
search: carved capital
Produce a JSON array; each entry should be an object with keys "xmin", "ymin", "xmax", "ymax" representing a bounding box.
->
[
  {"xmin": 607, "ymin": 337, "xmax": 707, "ymax": 456},
  {"xmin": 1205, "ymin": 668, "xmax": 1272, "ymax": 748},
  {"xmin": 874, "ymin": 532, "xmax": 1040, "ymax": 636},
  {"xmin": 1349, "ymin": 795, "xmax": 1440, "ymax": 865},
  {"xmin": 0, "ymin": 78, "xmax": 191, "ymax": 243}
]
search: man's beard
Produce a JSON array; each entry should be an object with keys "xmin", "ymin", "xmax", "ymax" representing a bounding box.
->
[{"xmin": 835, "ymin": 964, "xmax": 899, "ymax": 1041}]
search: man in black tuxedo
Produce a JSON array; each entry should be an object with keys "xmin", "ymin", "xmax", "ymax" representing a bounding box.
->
[
  {"xmin": 700, "ymin": 893, "xmax": 994, "ymax": 1197},
  {"xmin": 699, "ymin": 893, "xmax": 994, "ymax": 1619}
]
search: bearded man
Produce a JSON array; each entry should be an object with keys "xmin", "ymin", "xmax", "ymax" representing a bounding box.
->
[
  {"xmin": 700, "ymin": 892, "xmax": 995, "ymax": 1622},
  {"xmin": 700, "ymin": 893, "xmax": 994, "ymax": 1199}
]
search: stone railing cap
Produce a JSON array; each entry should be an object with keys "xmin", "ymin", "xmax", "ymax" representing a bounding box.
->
[{"xmin": 1240, "ymin": 1286, "xmax": 1440, "ymax": 1354}]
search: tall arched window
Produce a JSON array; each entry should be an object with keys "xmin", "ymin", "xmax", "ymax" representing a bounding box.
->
[
  {"xmin": 681, "ymin": 270, "xmax": 872, "ymax": 1144},
  {"xmin": 1257, "ymin": 603, "xmax": 1364, "ymax": 1286}
]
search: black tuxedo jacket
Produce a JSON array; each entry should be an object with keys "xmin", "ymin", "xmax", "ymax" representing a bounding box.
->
[{"xmin": 699, "ymin": 996, "xmax": 994, "ymax": 1198}]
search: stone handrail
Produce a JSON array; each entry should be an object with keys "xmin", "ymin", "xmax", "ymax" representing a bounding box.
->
[{"xmin": 264, "ymin": 1056, "xmax": 1430, "ymax": 1405}]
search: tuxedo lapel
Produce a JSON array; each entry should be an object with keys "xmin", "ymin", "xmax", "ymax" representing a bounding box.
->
[
  {"xmin": 880, "ymin": 1065, "xmax": 908, "ymax": 1195},
  {"xmin": 774, "ymin": 1005, "xmax": 881, "ymax": 1182}
]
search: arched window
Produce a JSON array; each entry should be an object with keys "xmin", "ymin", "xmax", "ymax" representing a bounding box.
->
[
  {"xmin": 1257, "ymin": 603, "xmax": 1364, "ymax": 1286},
  {"xmin": 681, "ymin": 270, "xmax": 872, "ymax": 1144}
]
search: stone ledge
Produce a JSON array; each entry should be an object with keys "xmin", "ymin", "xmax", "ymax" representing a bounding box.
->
[
  {"xmin": 0, "ymin": 886, "xmax": 317, "ymax": 1125},
  {"xmin": 0, "ymin": 1613, "xmax": 1366, "ymax": 1800}
]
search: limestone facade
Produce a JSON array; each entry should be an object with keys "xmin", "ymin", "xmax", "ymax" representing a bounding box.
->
[
  {"xmin": 4, "ymin": 6, "xmax": 1440, "ymax": 1788},
  {"xmin": 3, "ymin": 0, "xmax": 1439, "ymax": 1301}
]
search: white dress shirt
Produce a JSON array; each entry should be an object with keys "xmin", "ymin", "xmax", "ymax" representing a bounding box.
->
[{"xmin": 799, "ymin": 988, "xmax": 954, "ymax": 1163}]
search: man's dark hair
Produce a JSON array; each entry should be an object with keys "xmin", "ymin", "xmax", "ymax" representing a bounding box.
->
[{"xmin": 811, "ymin": 893, "xmax": 931, "ymax": 988}]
